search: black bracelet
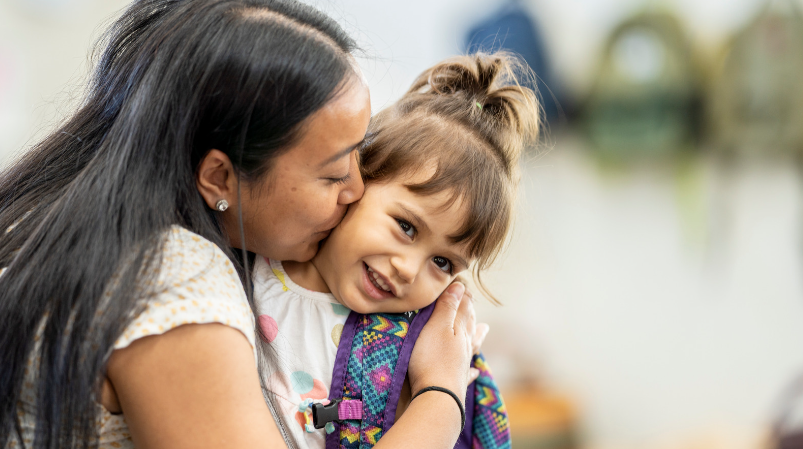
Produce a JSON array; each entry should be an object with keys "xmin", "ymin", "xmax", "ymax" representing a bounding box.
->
[{"xmin": 411, "ymin": 386, "xmax": 466, "ymax": 432}]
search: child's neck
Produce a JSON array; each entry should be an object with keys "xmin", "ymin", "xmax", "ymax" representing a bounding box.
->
[{"xmin": 282, "ymin": 258, "xmax": 330, "ymax": 294}]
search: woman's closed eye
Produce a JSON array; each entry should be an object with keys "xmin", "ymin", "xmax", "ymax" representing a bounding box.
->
[
  {"xmin": 326, "ymin": 173, "xmax": 351, "ymax": 185},
  {"xmin": 433, "ymin": 256, "xmax": 452, "ymax": 274},
  {"xmin": 396, "ymin": 219, "xmax": 416, "ymax": 238}
]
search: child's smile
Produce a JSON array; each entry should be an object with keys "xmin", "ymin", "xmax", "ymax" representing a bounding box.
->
[
  {"xmin": 364, "ymin": 262, "xmax": 396, "ymax": 299},
  {"xmin": 302, "ymin": 172, "xmax": 473, "ymax": 314}
]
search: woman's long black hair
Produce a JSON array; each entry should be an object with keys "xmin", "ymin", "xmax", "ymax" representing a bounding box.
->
[{"xmin": 0, "ymin": 1, "xmax": 357, "ymax": 447}]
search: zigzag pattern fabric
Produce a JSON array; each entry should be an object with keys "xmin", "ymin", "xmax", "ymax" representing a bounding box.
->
[
  {"xmin": 331, "ymin": 308, "xmax": 510, "ymax": 449},
  {"xmin": 471, "ymin": 354, "xmax": 510, "ymax": 449},
  {"xmin": 338, "ymin": 313, "xmax": 411, "ymax": 448}
]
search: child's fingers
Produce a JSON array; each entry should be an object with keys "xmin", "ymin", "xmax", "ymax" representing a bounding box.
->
[
  {"xmin": 472, "ymin": 323, "xmax": 489, "ymax": 355},
  {"xmin": 455, "ymin": 287, "xmax": 475, "ymax": 356},
  {"xmin": 469, "ymin": 367, "xmax": 480, "ymax": 384}
]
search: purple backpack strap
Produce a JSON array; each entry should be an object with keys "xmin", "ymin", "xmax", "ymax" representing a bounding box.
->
[
  {"xmin": 323, "ymin": 304, "xmax": 510, "ymax": 449},
  {"xmin": 324, "ymin": 304, "xmax": 435, "ymax": 448},
  {"xmin": 324, "ymin": 311, "xmax": 360, "ymax": 449},
  {"xmin": 381, "ymin": 304, "xmax": 434, "ymax": 429},
  {"xmin": 467, "ymin": 353, "xmax": 511, "ymax": 448}
]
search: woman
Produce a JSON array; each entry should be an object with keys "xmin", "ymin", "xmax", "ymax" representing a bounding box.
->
[{"xmin": 0, "ymin": 1, "xmax": 478, "ymax": 448}]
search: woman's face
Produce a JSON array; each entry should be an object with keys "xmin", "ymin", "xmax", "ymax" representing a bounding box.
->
[{"xmin": 237, "ymin": 79, "xmax": 371, "ymax": 262}]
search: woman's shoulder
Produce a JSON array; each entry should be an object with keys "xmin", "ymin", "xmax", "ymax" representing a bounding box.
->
[
  {"xmin": 158, "ymin": 225, "xmax": 235, "ymax": 278},
  {"xmin": 114, "ymin": 226, "xmax": 255, "ymax": 352}
]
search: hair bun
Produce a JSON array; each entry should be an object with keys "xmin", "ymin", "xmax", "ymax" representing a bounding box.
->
[
  {"xmin": 407, "ymin": 51, "xmax": 540, "ymax": 167},
  {"xmin": 423, "ymin": 53, "xmax": 504, "ymax": 97}
]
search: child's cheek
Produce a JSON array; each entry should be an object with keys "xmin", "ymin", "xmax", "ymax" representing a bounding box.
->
[{"xmin": 414, "ymin": 282, "xmax": 448, "ymax": 310}]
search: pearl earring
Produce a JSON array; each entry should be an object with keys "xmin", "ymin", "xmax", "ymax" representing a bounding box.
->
[{"xmin": 215, "ymin": 199, "xmax": 229, "ymax": 212}]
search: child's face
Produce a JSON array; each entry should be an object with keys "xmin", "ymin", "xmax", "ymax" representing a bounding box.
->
[{"xmin": 312, "ymin": 173, "xmax": 472, "ymax": 314}]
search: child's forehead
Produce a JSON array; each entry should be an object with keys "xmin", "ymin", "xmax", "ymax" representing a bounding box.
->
[{"xmin": 366, "ymin": 173, "xmax": 462, "ymax": 215}]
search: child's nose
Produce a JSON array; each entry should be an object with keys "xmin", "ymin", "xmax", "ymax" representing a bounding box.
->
[{"xmin": 390, "ymin": 254, "xmax": 419, "ymax": 284}]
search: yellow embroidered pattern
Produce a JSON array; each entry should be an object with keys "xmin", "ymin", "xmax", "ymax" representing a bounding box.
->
[{"xmin": 272, "ymin": 268, "xmax": 289, "ymax": 292}]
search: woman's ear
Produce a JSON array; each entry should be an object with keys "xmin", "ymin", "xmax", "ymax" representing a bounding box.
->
[{"xmin": 196, "ymin": 149, "xmax": 237, "ymax": 211}]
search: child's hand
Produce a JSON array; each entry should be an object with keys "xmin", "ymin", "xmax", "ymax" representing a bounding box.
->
[
  {"xmin": 473, "ymin": 322, "xmax": 490, "ymax": 355},
  {"xmin": 469, "ymin": 320, "xmax": 490, "ymax": 383},
  {"xmin": 408, "ymin": 281, "xmax": 475, "ymax": 402},
  {"xmin": 461, "ymin": 287, "xmax": 489, "ymax": 383}
]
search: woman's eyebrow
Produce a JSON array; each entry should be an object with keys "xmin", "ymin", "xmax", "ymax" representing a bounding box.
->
[{"xmin": 317, "ymin": 139, "xmax": 363, "ymax": 168}]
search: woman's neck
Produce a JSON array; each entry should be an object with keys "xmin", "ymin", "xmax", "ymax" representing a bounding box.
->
[{"xmin": 281, "ymin": 259, "xmax": 330, "ymax": 293}]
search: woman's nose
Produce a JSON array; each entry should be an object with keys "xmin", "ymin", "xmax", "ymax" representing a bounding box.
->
[{"xmin": 337, "ymin": 151, "xmax": 364, "ymax": 205}]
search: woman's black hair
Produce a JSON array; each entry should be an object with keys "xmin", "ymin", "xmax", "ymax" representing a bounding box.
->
[{"xmin": 0, "ymin": 0, "xmax": 357, "ymax": 447}]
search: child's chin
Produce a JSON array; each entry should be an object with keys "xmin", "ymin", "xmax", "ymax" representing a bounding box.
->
[
  {"xmin": 340, "ymin": 297, "xmax": 386, "ymax": 315},
  {"xmin": 339, "ymin": 293, "xmax": 412, "ymax": 315},
  {"xmin": 344, "ymin": 301, "xmax": 376, "ymax": 315}
]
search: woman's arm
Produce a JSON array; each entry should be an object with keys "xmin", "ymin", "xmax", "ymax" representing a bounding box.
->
[
  {"xmin": 106, "ymin": 283, "xmax": 474, "ymax": 449},
  {"xmin": 106, "ymin": 323, "xmax": 286, "ymax": 449}
]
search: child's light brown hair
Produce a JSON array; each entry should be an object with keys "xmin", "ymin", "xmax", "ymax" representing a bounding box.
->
[{"xmin": 359, "ymin": 52, "xmax": 540, "ymax": 303}]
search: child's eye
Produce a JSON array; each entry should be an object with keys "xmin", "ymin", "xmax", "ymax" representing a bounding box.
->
[
  {"xmin": 433, "ymin": 256, "xmax": 452, "ymax": 273},
  {"xmin": 396, "ymin": 219, "xmax": 416, "ymax": 238}
]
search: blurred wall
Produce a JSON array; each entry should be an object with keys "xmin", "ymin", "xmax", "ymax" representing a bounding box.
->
[
  {"xmin": 0, "ymin": 0, "xmax": 130, "ymax": 164},
  {"xmin": 306, "ymin": 0, "xmax": 772, "ymax": 115},
  {"xmin": 0, "ymin": 0, "xmax": 784, "ymax": 160},
  {"xmin": 3, "ymin": 1, "xmax": 803, "ymax": 448}
]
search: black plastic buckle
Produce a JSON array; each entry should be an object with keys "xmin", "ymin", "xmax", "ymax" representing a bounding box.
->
[{"xmin": 311, "ymin": 399, "xmax": 341, "ymax": 429}]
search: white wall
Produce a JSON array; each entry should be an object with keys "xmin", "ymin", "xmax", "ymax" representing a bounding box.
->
[
  {"xmin": 0, "ymin": 0, "xmax": 781, "ymax": 161},
  {"xmin": 478, "ymin": 143, "xmax": 803, "ymax": 448},
  {"xmin": 308, "ymin": 0, "xmax": 774, "ymax": 111},
  {"xmin": 0, "ymin": 0, "xmax": 130, "ymax": 164}
]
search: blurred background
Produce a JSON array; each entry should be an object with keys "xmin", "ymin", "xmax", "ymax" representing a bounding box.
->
[{"xmin": 3, "ymin": 0, "xmax": 803, "ymax": 447}]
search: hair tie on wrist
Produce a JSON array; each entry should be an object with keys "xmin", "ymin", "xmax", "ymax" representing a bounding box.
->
[{"xmin": 411, "ymin": 386, "xmax": 466, "ymax": 432}]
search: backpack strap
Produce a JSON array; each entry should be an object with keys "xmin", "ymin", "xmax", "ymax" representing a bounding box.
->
[
  {"xmin": 322, "ymin": 304, "xmax": 435, "ymax": 448},
  {"xmin": 320, "ymin": 303, "xmax": 510, "ymax": 449},
  {"xmin": 468, "ymin": 353, "xmax": 510, "ymax": 448}
]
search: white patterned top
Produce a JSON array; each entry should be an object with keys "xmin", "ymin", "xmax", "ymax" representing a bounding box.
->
[
  {"xmin": 253, "ymin": 257, "xmax": 351, "ymax": 449},
  {"xmin": 5, "ymin": 226, "xmax": 256, "ymax": 449}
]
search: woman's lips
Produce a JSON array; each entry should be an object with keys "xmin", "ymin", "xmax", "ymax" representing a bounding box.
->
[
  {"xmin": 319, "ymin": 207, "xmax": 348, "ymax": 234},
  {"xmin": 361, "ymin": 262, "xmax": 394, "ymax": 300}
]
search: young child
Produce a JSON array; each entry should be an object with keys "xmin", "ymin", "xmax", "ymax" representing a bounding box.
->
[{"xmin": 253, "ymin": 52, "xmax": 539, "ymax": 449}]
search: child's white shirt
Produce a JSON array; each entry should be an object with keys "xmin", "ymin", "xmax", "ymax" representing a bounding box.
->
[{"xmin": 253, "ymin": 256, "xmax": 351, "ymax": 449}]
